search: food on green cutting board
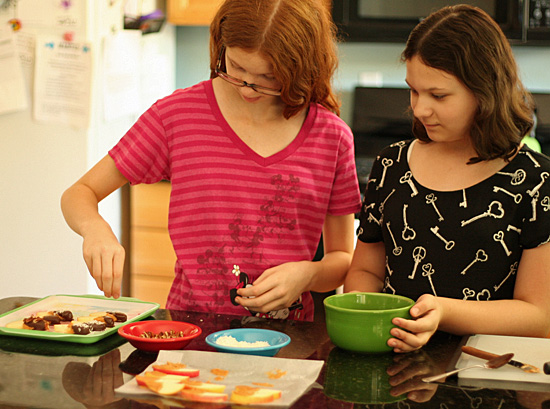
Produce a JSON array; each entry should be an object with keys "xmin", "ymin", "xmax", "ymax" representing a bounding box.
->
[{"xmin": 4, "ymin": 310, "xmax": 127, "ymax": 335}]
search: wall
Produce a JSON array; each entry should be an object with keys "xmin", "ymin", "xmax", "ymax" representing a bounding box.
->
[
  {"xmin": 0, "ymin": 2, "xmax": 175, "ymax": 300},
  {"xmin": 175, "ymin": 26, "xmax": 550, "ymax": 125},
  {"xmin": 0, "ymin": 108, "xmax": 90, "ymax": 298}
]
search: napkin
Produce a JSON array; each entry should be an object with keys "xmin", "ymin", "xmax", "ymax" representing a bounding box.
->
[{"xmin": 116, "ymin": 349, "xmax": 324, "ymax": 407}]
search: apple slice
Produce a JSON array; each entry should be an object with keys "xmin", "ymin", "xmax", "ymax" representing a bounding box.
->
[
  {"xmin": 135, "ymin": 371, "xmax": 190, "ymax": 386},
  {"xmin": 145, "ymin": 371, "xmax": 189, "ymax": 381},
  {"xmin": 152, "ymin": 362, "xmax": 200, "ymax": 377},
  {"xmin": 34, "ymin": 311, "xmax": 52, "ymax": 318},
  {"xmin": 140, "ymin": 378, "xmax": 185, "ymax": 395},
  {"xmin": 230, "ymin": 385, "xmax": 282, "ymax": 404},
  {"xmin": 183, "ymin": 379, "xmax": 226, "ymax": 393},
  {"xmin": 136, "ymin": 375, "xmax": 157, "ymax": 387},
  {"xmin": 181, "ymin": 389, "xmax": 228, "ymax": 403},
  {"xmin": 53, "ymin": 324, "xmax": 73, "ymax": 334},
  {"xmin": 5, "ymin": 320, "xmax": 24, "ymax": 329},
  {"xmin": 135, "ymin": 376, "xmax": 182, "ymax": 387},
  {"xmin": 76, "ymin": 315, "xmax": 96, "ymax": 322}
]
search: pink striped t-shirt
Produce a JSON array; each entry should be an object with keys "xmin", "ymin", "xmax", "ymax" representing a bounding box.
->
[{"xmin": 109, "ymin": 80, "xmax": 361, "ymax": 321}]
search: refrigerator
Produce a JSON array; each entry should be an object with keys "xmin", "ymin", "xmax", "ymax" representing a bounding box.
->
[{"xmin": 0, "ymin": 0, "xmax": 176, "ymax": 299}]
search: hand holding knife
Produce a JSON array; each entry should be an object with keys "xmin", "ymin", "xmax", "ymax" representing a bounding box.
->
[{"xmin": 461, "ymin": 346, "xmax": 540, "ymax": 373}]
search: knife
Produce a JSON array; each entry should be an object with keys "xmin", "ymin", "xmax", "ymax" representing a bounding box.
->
[{"xmin": 461, "ymin": 346, "xmax": 540, "ymax": 373}]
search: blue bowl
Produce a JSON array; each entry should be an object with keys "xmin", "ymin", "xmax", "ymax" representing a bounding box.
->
[{"xmin": 205, "ymin": 328, "xmax": 290, "ymax": 356}]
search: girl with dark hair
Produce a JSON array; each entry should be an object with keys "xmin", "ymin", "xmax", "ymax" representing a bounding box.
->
[
  {"xmin": 61, "ymin": 0, "xmax": 361, "ymax": 321},
  {"xmin": 345, "ymin": 4, "xmax": 550, "ymax": 351}
]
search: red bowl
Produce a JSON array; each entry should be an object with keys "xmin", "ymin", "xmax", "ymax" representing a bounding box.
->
[{"xmin": 118, "ymin": 320, "xmax": 201, "ymax": 351}]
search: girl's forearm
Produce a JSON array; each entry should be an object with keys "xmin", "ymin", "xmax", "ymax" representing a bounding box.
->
[
  {"xmin": 308, "ymin": 250, "xmax": 354, "ymax": 293},
  {"xmin": 343, "ymin": 268, "xmax": 384, "ymax": 293},
  {"xmin": 437, "ymin": 297, "xmax": 550, "ymax": 338}
]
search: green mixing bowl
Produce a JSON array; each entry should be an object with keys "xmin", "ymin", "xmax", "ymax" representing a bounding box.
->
[{"xmin": 324, "ymin": 292, "xmax": 414, "ymax": 353}]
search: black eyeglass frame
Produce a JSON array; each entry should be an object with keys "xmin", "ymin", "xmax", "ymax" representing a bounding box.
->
[{"xmin": 215, "ymin": 46, "xmax": 282, "ymax": 96}]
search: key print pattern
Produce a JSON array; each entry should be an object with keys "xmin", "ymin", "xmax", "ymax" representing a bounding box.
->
[{"xmin": 358, "ymin": 140, "xmax": 550, "ymax": 301}]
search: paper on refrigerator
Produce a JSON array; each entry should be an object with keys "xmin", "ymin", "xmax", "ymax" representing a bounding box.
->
[
  {"xmin": 0, "ymin": 28, "xmax": 28, "ymax": 115},
  {"xmin": 33, "ymin": 36, "xmax": 92, "ymax": 128}
]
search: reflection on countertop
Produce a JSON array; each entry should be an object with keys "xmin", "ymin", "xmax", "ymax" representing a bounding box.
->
[{"xmin": 1, "ymin": 296, "xmax": 550, "ymax": 409}]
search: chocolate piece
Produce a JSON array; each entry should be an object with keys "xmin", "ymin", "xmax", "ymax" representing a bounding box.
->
[
  {"xmin": 23, "ymin": 317, "xmax": 48, "ymax": 331},
  {"xmin": 87, "ymin": 321, "xmax": 106, "ymax": 331},
  {"xmin": 102, "ymin": 315, "xmax": 115, "ymax": 327},
  {"xmin": 43, "ymin": 315, "xmax": 61, "ymax": 325},
  {"xmin": 72, "ymin": 323, "xmax": 91, "ymax": 335},
  {"xmin": 93, "ymin": 315, "xmax": 115, "ymax": 327},
  {"xmin": 107, "ymin": 311, "xmax": 127, "ymax": 322},
  {"xmin": 54, "ymin": 310, "xmax": 74, "ymax": 321}
]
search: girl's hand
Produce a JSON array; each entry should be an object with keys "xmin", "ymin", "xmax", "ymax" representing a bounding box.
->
[
  {"xmin": 387, "ymin": 294, "xmax": 442, "ymax": 353},
  {"xmin": 387, "ymin": 351, "xmax": 440, "ymax": 402},
  {"xmin": 82, "ymin": 223, "xmax": 125, "ymax": 299},
  {"xmin": 236, "ymin": 261, "xmax": 313, "ymax": 313}
]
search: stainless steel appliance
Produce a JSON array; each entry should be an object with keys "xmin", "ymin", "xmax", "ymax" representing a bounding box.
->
[
  {"xmin": 333, "ymin": 0, "xmax": 550, "ymax": 45},
  {"xmin": 351, "ymin": 87, "xmax": 550, "ymax": 188}
]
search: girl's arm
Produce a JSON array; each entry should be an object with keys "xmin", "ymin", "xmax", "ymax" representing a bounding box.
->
[
  {"xmin": 61, "ymin": 155, "xmax": 129, "ymax": 298},
  {"xmin": 391, "ymin": 243, "xmax": 550, "ymax": 352},
  {"xmin": 308, "ymin": 213, "xmax": 358, "ymax": 292},
  {"xmin": 344, "ymin": 240, "xmax": 387, "ymax": 293},
  {"xmin": 237, "ymin": 213, "xmax": 357, "ymax": 312}
]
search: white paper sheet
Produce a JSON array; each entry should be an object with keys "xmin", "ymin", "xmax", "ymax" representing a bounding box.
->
[
  {"xmin": 33, "ymin": 36, "xmax": 92, "ymax": 128},
  {"xmin": 15, "ymin": 31, "xmax": 36, "ymax": 89},
  {"xmin": 116, "ymin": 350, "xmax": 324, "ymax": 407},
  {"xmin": 0, "ymin": 28, "xmax": 28, "ymax": 115}
]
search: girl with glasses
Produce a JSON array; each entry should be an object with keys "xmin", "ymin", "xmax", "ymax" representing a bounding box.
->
[{"xmin": 61, "ymin": 0, "xmax": 361, "ymax": 321}]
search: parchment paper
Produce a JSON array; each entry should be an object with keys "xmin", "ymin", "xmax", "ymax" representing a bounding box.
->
[{"xmin": 116, "ymin": 350, "xmax": 324, "ymax": 407}]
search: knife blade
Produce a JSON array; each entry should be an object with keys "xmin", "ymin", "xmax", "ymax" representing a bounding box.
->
[{"xmin": 461, "ymin": 346, "xmax": 540, "ymax": 373}]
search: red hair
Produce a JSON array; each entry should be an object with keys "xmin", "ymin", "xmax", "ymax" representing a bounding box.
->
[{"xmin": 209, "ymin": 0, "xmax": 341, "ymax": 119}]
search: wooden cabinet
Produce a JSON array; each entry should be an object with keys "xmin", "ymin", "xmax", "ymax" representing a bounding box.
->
[
  {"xmin": 129, "ymin": 182, "xmax": 176, "ymax": 307},
  {"xmin": 167, "ymin": 0, "xmax": 224, "ymax": 26},
  {"xmin": 167, "ymin": 0, "xmax": 331, "ymax": 26}
]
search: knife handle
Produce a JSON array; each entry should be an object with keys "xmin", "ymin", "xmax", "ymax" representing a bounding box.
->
[{"xmin": 461, "ymin": 346, "xmax": 499, "ymax": 360}]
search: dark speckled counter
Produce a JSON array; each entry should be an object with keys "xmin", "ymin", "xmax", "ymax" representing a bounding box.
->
[{"xmin": 0, "ymin": 296, "xmax": 548, "ymax": 409}]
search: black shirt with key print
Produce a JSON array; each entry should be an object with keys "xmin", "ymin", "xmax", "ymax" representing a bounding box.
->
[{"xmin": 358, "ymin": 139, "xmax": 550, "ymax": 301}]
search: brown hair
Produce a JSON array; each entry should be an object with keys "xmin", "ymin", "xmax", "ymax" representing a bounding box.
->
[
  {"xmin": 209, "ymin": 0, "xmax": 340, "ymax": 119},
  {"xmin": 402, "ymin": 4, "xmax": 534, "ymax": 163}
]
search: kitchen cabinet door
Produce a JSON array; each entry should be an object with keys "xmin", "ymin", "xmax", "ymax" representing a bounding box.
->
[
  {"xmin": 129, "ymin": 182, "xmax": 175, "ymax": 307},
  {"xmin": 167, "ymin": 0, "xmax": 224, "ymax": 26}
]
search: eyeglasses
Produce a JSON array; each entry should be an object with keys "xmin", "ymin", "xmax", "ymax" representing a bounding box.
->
[{"xmin": 215, "ymin": 46, "xmax": 282, "ymax": 96}]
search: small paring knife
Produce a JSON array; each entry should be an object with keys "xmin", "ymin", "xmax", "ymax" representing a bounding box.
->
[{"xmin": 461, "ymin": 346, "xmax": 540, "ymax": 373}]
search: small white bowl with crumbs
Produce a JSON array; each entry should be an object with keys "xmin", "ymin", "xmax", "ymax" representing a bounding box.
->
[{"xmin": 205, "ymin": 328, "xmax": 291, "ymax": 356}]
